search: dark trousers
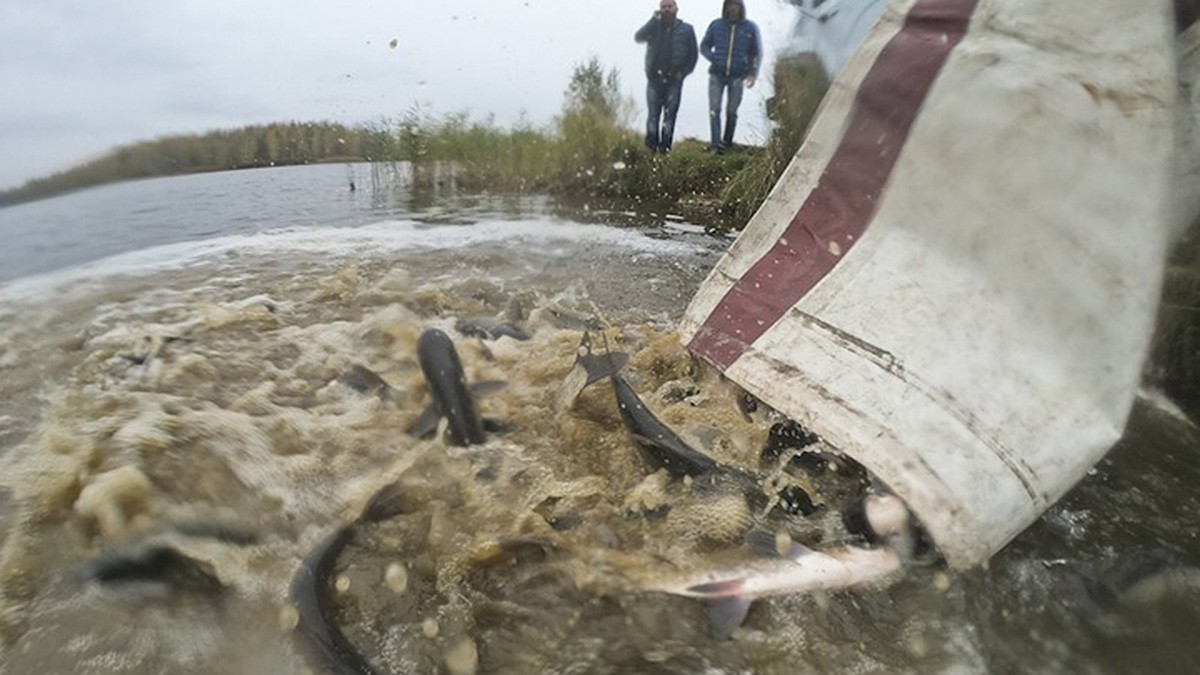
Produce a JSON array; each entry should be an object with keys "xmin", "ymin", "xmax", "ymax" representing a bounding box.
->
[
  {"xmin": 708, "ymin": 73, "xmax": 745, "ymax": 151},
  {"xmin": 645, "ymin": 75, "xmax": 683, "ymax": 153}
]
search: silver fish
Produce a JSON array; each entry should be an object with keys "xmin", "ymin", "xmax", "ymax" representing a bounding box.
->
[{"xmin": 640, "ymin": 530, "xmax": 903, "ymax": 639}]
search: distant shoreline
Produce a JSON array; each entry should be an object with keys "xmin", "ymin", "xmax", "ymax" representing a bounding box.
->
[{"xmin": 1, "ymin": 55, "xmax": 834, "ymax": 232}]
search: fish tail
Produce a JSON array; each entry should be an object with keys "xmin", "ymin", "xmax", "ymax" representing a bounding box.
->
[
  {"xmin": 577, "ymin": 331, "xmax": 630, "ymax": 387},
  {"xmin": 707, "ymin": 595, "xmax": 753, "ymax": 641}
]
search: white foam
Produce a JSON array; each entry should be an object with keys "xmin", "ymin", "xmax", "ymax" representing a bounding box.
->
[{"xmin": 0, "ymin": 219, "xmax": 712, "ymax": 303}]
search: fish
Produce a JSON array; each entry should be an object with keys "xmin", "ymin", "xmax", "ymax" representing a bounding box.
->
[
  {"xmin": 119, "ymin": 334, "xmax": 191, "ymax": 366},
  {"xmin": 609, "ymin": 377, "xmax": 825, "ymax": 516},
  {"xmin": 564, "ymin": 332, "xmax": 816, "ymax": 512},
  {"xmin": 454, "ymin": 296, "xmax": 531, "ymax": 341},
  {"xmin": 640, "ymin": 529, "xmax": 903, "ymax": 639},
  {"xmin": 611, "ymin": 372, "xmax": 722, "ymax": 479},
  {"xmin": 534, "ymin": 300, "xmax": 607, "ymax": 331},
  {"xmin": 77, "ymin": 521, "xmax": 258, "ymax": 595},
  {"xmin": 411, "ymin": 328, "xmax": 492, "ymax": 446},
  {"xmin": 558, "ymin": 331, "xmax": 717, "ymax": 478},
  {"xmin": 289, "ymin": 482, "xmax": 417, "ymax": 675},
  {"xmin": 338, "ymin": 364, "xmax": 399, "ymax": 402},
  {"xmin": 81, "ymin": 544, "xmax": 226, "ymax": 596},
  {"xmin": 454, "ymin": 317, "xmax": 530, "ymax": 341},
  {"xmin": 760, "ymin": 420, "xmax": 820, "ymax": 467},
  {"xmin": 289, "ymin": 527, "xmax": 376, "ymax": 675}
]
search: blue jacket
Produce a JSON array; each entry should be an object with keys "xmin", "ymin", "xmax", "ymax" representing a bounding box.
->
[
  {"xmin": 700, "ymin": 0, "xmax": 761, "ymax": 79},
  {"xmin": 635, "ymin": 15, "xmax": 698, "ymax": 80}
]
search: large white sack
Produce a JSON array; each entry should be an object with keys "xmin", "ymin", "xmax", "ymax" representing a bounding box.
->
[{"xmin": 681, "ymin": 0, "xmax": 1180, "ymax": 568}]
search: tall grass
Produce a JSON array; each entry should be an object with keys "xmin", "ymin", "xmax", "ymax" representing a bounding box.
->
[
  {"xmin": 385, "ymin": 56, "xmax": 764, "ymax": 221},
  {"xmin": 719, "ymin": 52, "xmax": 830, "ymax": 223},
  {"xmin": 376, "ymin": 52, "xmax": 831, "ymax": 226}
]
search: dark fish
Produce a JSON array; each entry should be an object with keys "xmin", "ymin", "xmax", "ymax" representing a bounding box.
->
[
  {"xmin": 415, "ymin": 328, "xmax": 487, "ymax": 446},
  {"xmin": 289, "ymin": 526, "xmax": 377, "ymax": 675},
  {"xmin": 610, "ymin": 372, "xmax": 821, "ymax": 514},
  {"xmin": 77, "ymin": 521, "xmax": 258, "ymax": 592},
  {"xmin": 540, "ymin": 302, "xmax": 606, "ymax": 331},
  {"xmin": 760, "ymin": 421, "xmax": 820, "ymax": 467},
  {"xmin": 119, "ymin": 334, "xmax": 191, "ymax": 366},
  {"xmin": 611, "ymin": 373, "xmax": 721, "ymax": 479},
  {"xmin": 82, "ymin": 544, "xmax": 225, "ymax": 595},
  {"xmin": 453, "ymin": 296, "xmax": 531, "ymax": 341},
  {"xmin": 289, "ymin": 481, "xmax": 419, "ymax": 675},
  {"xmin": 562, "ymin": 331, "xmax": 719, "ymax": 478},
  {"xmin": 454, "ymin": 317, "xmax": 530, "ymax": 341},
  {"xmin": 338, "ymin": 364, "xmax": 396, "ymax": 401},
  {"xmin": 565, "ymin": 333, "xmax": 816, "ymax": 515}
]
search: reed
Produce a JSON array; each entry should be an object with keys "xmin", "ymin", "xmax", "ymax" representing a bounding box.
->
[{"xmin": 718, "ymin": 52, "xmax": 830, "ymax": 225}]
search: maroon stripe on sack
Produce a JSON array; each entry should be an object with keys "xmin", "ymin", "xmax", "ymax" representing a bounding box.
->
[
  {"xmin": 688, "ymin": 0, "xmax": 981, "ymax": 370},
  {"xmin": 1178, "ymin": 0, "xmax": 1200, "ymax": 33}
]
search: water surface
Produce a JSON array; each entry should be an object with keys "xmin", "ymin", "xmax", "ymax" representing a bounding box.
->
[{"xmin": 0, "ymin": 165, "xmax": 1196, "ymax": 674}]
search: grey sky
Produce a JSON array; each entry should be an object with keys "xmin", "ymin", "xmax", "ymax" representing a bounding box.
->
[{"xmin": 0, "ymin": 0, "xmax": 800, "ymax": 190}]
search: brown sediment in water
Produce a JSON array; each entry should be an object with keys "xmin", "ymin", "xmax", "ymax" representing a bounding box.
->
[{"xmin": 0, "ymin": 226, "xmax": 1196, "ymax": 674}]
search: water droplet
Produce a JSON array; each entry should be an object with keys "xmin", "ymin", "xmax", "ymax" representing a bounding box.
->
[
  {"xmin": 444, "ymin": 637, "xmax": 479, "ymax": 675},
  {"xmin": 278, "ymin": 605, "xmax": 299, "ymax": 631},
  {"xmin": 385, "ymin": 562, "xmax": 408, "ymax": 593}
]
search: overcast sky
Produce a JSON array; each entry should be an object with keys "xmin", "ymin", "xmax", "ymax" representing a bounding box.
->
[{"xmin": 0, "ymin": 0, "xmax": 801, "ymax": 190}]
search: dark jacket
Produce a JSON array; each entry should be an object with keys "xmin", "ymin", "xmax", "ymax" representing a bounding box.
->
[
  {"xmin": 700, "ymin": 0, "xmax": 761, "ymax": 79},
  {"xmin": 635, "ymin": 15, "xmax": 699, "ymax": 80}
]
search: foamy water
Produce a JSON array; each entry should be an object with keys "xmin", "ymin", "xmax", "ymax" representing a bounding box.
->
[{"xmin": 0, "ymin": 168, "xmax": 1196, "ymax": 674}]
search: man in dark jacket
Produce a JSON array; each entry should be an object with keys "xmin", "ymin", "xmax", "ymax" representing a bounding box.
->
[
  {"xmin": 635, "ymin": 0, "xmax": 699, "ymax": 154},
  {"xmin": 700, "ymin": 0, "xmax": 761, "ymax": 152}
]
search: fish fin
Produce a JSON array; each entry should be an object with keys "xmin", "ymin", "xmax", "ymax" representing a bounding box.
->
[
  {"xmin": 359, "ymin": 482, "xmax": 416, "ymax": 523},
  {"xmin": 471, "ymin": 380, "xmax": 508, "ymax": 397},
  {"xmin": 502, "ymin": 296, "xmax": 525, "ymax": 324},
  {"xmin": 408, "ymin": 405, "xmax": 441, "ymax": 439},
  {"xmin": 504, "ymin": 326, "xmax": 531, "ymax": 341},
  {"xmin": 82, "ymin": 545, "xmax": 226, "ymax": 594},
  {"xmin": 579, "ymin": 352, "xmax": 629, "ymax": 386},
  {"xmin": 686, "ymin": 578, "xmax": 747, "ymax": 596},
  {"xmin": 744, "ymin": 529, "xmax": 812, "ymax": 559},
  {"xmin": 570, "ymin": 331, "xmax": 629, "ymax": 387},
  {"xmin": 744, "ymin": 529, "xmax": 784, "ymax": 558},
  {"xmin": 554, "ymin": 363, "xmax": 591, "ymax": 412},
  {"xmin": 707, "ymin": 596, "xmax": 753, "ymax": 641}
]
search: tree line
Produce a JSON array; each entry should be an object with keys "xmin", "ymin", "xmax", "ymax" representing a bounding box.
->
[{"xmin": 0, "ymin": 122, "xmax": 392, "ymax": 206}]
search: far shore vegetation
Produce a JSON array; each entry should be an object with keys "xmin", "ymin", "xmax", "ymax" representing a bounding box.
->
[{"xmin": 0, "ymin": 56, "xmax": 830, "ymax": 230}]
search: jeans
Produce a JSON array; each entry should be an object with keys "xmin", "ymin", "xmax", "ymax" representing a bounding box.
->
[
  {"xmin": 708, "ymin": 73, "xmax": 745, "ymax": 151},
  {"xmin": 645, "ymin": 75, "xmax": 683, "ymax": 153}
]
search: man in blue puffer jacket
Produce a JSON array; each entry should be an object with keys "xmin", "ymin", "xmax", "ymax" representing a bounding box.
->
[
  {"xmin": 635, "ymin": 0, "xmax": 699, "ymax": 154},
  {"xmin": 700, "ymin": 0, "xmax": 761, "ymax": 153}
]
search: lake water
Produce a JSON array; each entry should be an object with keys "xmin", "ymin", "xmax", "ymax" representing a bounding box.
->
[{"xmin": 0, "ymin": 164, "xmax": 1196, "ymax": 674}]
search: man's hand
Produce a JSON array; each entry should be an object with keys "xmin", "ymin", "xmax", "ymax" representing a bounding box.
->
[{"xmin": 745, "ymin": 75, "xmax": 757, "ymax": 88}]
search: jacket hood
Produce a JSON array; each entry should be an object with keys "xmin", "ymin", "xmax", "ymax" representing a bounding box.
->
[{"xmin": 722, "ymin": 0, "xmax": 747, "ymax": 21}]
